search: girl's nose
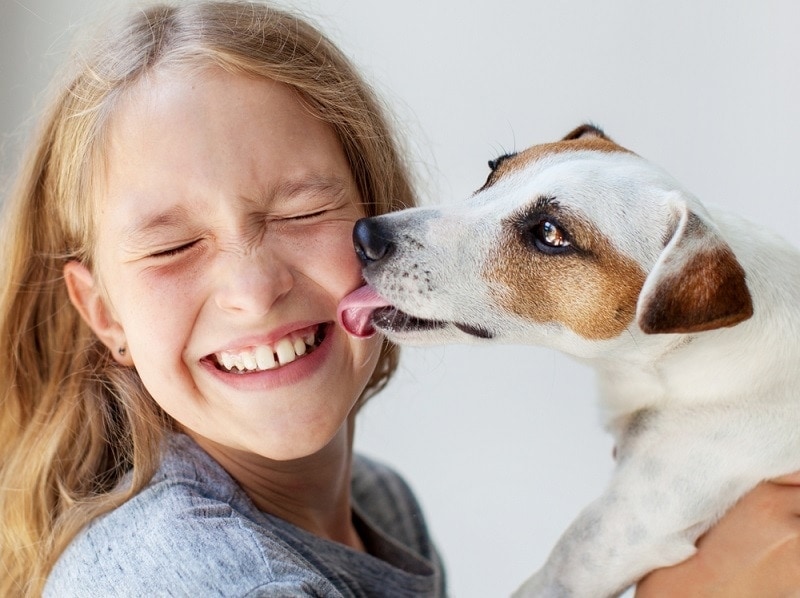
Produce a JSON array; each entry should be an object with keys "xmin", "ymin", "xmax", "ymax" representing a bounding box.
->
[{"xmin": 214, "ymin": 249, "xmax": 294, "ymax": 317}]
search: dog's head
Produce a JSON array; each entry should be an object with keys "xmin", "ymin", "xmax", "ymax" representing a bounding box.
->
[{"xmin": 338, "ymin": 125, "xmax": 753, "ymax": 354}]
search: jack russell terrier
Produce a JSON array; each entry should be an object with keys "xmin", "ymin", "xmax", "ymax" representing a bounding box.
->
[{"xmin": 337, "ymin": 125, "xmax": 800, "ymax": 597}]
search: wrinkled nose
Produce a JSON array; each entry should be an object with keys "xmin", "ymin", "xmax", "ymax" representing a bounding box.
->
[
  {"xmin": 353, "ymin": 218, "xmax": 394, "ymax": 265},
  {"xmin": 214, "ymin": 249, "xmax": 294, "ymax": 316}
]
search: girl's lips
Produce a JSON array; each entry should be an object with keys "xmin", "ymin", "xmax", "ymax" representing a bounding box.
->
[
  {"xmin": 199, "ymin": 322, "xmax": 335, "ymax": 390},
  {"xmin": 203, "ymin": 323, "xmax": 328, "ymax": 373}
]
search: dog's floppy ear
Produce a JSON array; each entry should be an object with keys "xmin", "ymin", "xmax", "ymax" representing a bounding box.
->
[{"xmin": 637, "ymin": 204, "xmax": 753, "ymax": 334}]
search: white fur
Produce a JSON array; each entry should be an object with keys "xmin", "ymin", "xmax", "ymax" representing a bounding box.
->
[{"xmin": 354, "ymin": 137, "xmax": 800, "ymax": 597}]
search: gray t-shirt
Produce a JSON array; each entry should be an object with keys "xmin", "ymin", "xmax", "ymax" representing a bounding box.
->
[{"xmin": 45, "ymin": 433, "xmax": 446, "ymax": 597}]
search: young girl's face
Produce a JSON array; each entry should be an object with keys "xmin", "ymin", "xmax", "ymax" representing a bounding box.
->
[{"xmin": 67, "ymin": 67, "xmax": 382, "ymax": 461}]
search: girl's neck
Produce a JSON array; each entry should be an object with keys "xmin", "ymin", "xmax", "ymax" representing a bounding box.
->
[{"xmin": 187, "ymin": 419, "xmax": 364, "ymax": 550}]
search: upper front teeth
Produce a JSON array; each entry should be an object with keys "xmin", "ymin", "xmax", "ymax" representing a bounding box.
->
[{"xmin": 217, "ymin": 331, "xmax": 317, "ymax": 373}]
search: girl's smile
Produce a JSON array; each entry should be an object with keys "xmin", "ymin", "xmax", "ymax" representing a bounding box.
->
[
  {"xmin": 210, "ymin": 322, "xmax": 324, "ymax": 373},
  {"xmin": 199, "ymin": 321, "xmax": 337, "ymax": 392}
]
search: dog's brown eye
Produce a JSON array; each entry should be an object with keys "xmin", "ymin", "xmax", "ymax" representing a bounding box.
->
[
  {"xmin": 534, "ymin": 220, "xmax": 571, "ymax": 251},
  {"xmin": 542, "ymin": 221, "xmax": 565, "ymax": 246},
  {"xmin": 514, "ymin": 202, "xmax": 575, "ymax": 255}
]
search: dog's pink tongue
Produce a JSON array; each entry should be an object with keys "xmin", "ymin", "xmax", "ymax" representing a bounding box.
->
[{"xmin": 337, "ymin": 285, "xmax": 391, "ymax": 339}]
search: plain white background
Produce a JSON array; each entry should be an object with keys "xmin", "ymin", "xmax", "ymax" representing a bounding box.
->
[{"xmin": 2, "ymin": 1, "xmax": 799, "ymax": 596}]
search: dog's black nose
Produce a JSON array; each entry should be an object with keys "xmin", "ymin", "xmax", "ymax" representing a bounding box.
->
[{"xmin": 353, "ymin": 218, "xmax": 394, "ymax": 265}]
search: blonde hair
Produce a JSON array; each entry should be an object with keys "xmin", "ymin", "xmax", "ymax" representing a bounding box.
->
[{"xmin": 0, "ymin": 2, "xmax": 415, "ymax": 594}]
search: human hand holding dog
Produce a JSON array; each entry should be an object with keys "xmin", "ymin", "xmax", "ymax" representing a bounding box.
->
[{"xmin": 636, "ymin": 472, "xmax": 800, "ymax": 597}]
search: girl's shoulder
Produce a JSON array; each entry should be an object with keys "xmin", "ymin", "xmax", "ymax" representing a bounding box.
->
[
  {"xmin": 44, "ymin": 434, "xmax": 336, "ymax": 596},
  {"xmin": 350, "ymin": 453, "xmax": 446, "ymax": 590},
  {"xmin": 351, "ymin": 453, "xmax": 430, "ymax": 546},
  {"xmin": 45, "ymin": 436, "xmax": 446, "ymax": 597}
]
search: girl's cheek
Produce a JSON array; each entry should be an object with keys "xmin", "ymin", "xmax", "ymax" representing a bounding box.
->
[
  {"xmin": 137, "ymin": 247, "xmax": 213, "ymax": 298},
  {"xmin": 286, "ymin": 222, "xmax": 364, "ymax": 289},
  {"xmin": 323, "ymin": 228, "xmax": 364, "ymax": 288},
  {"xmin": 137, "ymin": 275, "xmax": 197, "ymax": 315}
]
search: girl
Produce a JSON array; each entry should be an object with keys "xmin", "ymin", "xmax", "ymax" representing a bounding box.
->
[{"xmin": 0, "ymin": 1, "xmax": 444, "ymax": 595}]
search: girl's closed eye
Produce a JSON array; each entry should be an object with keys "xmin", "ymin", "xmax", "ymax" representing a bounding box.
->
[
  {"xmin": 287, "ymin": 209, "xmax": 327, "ymax": 221},
  {"xmin": 279, "ymin": 201, "xmax": 356, "ymax": 226},
  {"xmin": 148, "ymin": 240, "xmax": 202, "ymax": 259}
]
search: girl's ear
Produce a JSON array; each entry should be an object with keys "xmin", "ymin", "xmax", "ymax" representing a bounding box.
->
[{"xmin": 63, "ymin": 261, "xmax": 132, "ymax": 365}]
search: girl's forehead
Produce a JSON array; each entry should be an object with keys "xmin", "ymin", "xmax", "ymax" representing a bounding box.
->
[
  {"xmin": 110, "ymin": 66, "xmax": 286, "ymax": 128},
  {"xmin": 103, "ymin": 66, "xmax": 343, "ymax": 174},
  {"xmin": 93, "ymin": 67, "xmax": 355, "ymax": 236}
]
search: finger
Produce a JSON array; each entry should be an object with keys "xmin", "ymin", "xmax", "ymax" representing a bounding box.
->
[{"xmin": 769, "ymin": 471, "xmax": 800, "ymax": 486}]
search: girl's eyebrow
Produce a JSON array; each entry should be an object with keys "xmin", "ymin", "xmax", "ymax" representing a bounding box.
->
[
  {"xmin": 271, "ymin": 175, "xmax": 348, "ymax": 202},
  {"xmin": 121, "ymin": 204, "xmax": 193, "ymax": 245}
]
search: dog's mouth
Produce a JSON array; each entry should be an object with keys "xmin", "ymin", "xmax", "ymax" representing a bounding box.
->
[{"xmin": 337, "ymin": 285, "xmax": 493, "ymax": 340}]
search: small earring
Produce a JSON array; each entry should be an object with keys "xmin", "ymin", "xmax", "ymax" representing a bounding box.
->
[{"xmin": 118, "ymin": 346, "xmax": 127, "ymax": 357}]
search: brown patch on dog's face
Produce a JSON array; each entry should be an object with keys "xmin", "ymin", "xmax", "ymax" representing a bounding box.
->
[{"xmin": 485, "ymin": 199, "xmax": 646, "ymax": 340}]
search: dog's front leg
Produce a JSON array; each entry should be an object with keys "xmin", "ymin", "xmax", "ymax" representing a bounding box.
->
[
  {"xmin": 510, "ymin": 402, "xmax": 800, "ymax": 598},
  {"xmin": 511, "ymin": 481, "xmax": 700, "ymax": 598},
  {"xmin": 510, "ymin": 423, "xmax": 773, "ymax": 597}
]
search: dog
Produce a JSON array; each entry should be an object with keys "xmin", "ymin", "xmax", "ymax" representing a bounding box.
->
[{"xmin": 337, "ymin": 124, "xmax": 800, "ymax": 597}]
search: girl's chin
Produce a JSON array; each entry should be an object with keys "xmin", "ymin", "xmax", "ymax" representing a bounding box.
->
[{"xmin": 186, "ymin": 420, "xmax": 353, "ymax": 464}]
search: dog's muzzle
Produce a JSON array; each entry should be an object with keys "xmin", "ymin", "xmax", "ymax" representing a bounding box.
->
[{"xmin": 338, "ymin": 216, "xmax": 494, "ymax": 341}]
